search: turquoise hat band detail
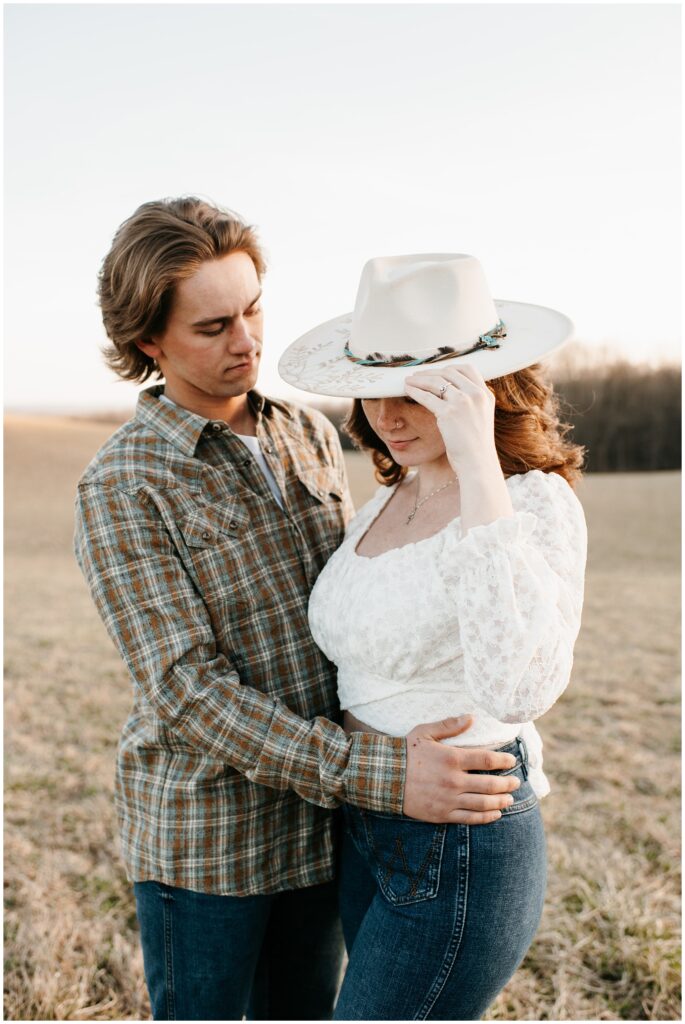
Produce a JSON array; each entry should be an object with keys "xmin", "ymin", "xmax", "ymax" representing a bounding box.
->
[{"xmin": 343, "ymin": 319, "xmax": 507, "ymax": 368}]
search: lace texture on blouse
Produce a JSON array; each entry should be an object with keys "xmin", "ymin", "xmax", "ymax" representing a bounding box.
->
[{"xmin": 308, "ymin": 469, "xmax": 588, "ymax": 798}]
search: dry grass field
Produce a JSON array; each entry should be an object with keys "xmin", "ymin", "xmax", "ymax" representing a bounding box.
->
[{"xmin": 4, "ymin": 414, "xmax": 681, "ymax": 1021}]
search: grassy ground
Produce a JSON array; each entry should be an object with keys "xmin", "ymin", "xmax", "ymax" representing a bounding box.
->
[{"xmin": 4, "ymin": 415, "xmax": 681, "ymax": 1020}]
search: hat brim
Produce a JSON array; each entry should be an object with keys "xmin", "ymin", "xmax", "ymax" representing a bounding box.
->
[{"xmin": 278, "ymin": 299, "xmax": 574, "ymax": 398}]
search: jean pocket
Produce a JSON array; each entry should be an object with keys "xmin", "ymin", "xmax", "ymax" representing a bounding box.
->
[
  {"xmin": 499, "ymin": 777, "xmax": 539, "ymax": 816},
  {"xmin": 359, "ymin": 811, "xmax": 447, "ymax": 906}
]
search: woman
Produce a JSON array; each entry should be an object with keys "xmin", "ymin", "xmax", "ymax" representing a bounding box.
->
[{"xmin": 279, "ymin": 253, "xmax": 587, "ymax": 1020}]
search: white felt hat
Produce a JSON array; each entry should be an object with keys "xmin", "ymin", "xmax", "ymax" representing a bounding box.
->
[{"xmin": 278, "ymin": 253, "xmax": 573, "ymax": 398}]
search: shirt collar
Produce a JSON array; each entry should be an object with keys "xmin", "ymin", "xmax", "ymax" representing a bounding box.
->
[
  {"xmin": 136, "ymin": 385, "xmax": 292, "ymax": 457},
  {"xmin": 249, "ymin": 391, "xmax": 294, "ymax": 420}
]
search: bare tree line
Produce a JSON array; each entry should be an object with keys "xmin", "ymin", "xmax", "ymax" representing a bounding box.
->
[{"xmin": 552, "ymin": 360, "xmax": 680, "ymax": 472}]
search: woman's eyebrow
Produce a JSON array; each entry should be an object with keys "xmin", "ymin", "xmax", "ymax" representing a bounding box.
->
[{"xmin": 191, "ymin": 290, "xmax": 262, "ymax": 327}]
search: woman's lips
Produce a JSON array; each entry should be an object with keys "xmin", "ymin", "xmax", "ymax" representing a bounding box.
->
[{"xmin": 387, "ymin": 438, "xmax": 417, "ymax": 450}]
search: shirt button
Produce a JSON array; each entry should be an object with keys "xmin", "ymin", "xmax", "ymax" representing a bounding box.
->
[
  {"xmin": 229, "ymin": 521, "xmax": 239, "ymax": 530},
  {"xmin": 202, "ymin": 530, "xmax": 213, "ymax": 541},
  {"xmin": 211, "ymin": 422, "xmax": 223, "ymax": 432}
]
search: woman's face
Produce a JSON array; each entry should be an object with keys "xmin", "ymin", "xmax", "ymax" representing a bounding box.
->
[{"xmin": 361, "ymin": 396, "xmax": 447, "ymax": 466}]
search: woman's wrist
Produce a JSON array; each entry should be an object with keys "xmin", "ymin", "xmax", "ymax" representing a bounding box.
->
[
  {"xmin": 453, "ymin": 448, "xmax": 514, "ymax": 533},
  {"xmin": 449, "ymin": 442, "xmax": 503, "ymax": 485}
]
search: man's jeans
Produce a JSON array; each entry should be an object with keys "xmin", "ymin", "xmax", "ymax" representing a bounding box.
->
[{"xmin": 134, "ymin": 878, "xmax": 344, "ymax": 1020}]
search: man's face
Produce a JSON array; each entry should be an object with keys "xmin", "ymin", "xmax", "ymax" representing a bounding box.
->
[{"xmin": 138, "ymin": 251, "xmax": 263, "ymax": 406}]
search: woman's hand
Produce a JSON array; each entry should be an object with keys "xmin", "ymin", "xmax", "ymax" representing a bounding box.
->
[
  {"xmin": 404, "ymin": 364, "xmax": 496, "ymax": 474},
  {"xmin": 405, "ymin": 363, "xmax": 514, "ymax": 533}
]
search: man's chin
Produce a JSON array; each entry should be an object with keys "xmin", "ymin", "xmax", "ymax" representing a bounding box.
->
[
  {"xmin": 218, "ymin": 368, "xmax": 260, "ymax": 396},
  {"xmin": 225, "ymin": 360, "xmax": 260, "ymax": 387}
]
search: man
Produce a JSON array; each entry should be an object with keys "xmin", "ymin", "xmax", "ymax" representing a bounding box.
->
[{"xmin": 74, "ymin": 197, "xmax": 521, "ymax": 1021}]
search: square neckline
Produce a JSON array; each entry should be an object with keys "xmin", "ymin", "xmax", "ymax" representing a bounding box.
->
[{"xmin": 353, "ymin": 474, "xmax": 462, "ymax": 561}]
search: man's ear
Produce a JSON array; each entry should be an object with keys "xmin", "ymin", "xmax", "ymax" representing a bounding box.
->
[{"xmin": 135, "ymin": 337, "xmax": 162, "ymax": 359}]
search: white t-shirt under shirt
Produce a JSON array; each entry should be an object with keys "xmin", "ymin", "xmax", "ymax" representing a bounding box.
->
[
  {"xmin": 234, "ymin": 431, "xmax": 284, "ymax": 509},
  {"xmin": 157, "ymin": 392, "xmax": 284, "ymax": 508}
]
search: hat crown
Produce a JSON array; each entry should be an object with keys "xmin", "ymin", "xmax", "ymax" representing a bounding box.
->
[{"xmin": 349, "ymin": 254, "xmax": 498, "ymax": 359}]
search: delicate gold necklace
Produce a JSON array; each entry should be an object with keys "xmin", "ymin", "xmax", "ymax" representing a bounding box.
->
[{"xmin": 406, "ymin": 475, "xmax": 457, "ymax": 525}]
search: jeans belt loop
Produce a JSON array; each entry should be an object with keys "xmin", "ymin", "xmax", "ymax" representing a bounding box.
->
[{"xmin": 517, "ymin": 736, "xmax": 529, "ymax": 781}]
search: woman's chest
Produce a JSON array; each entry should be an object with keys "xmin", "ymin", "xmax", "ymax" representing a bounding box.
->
[{"xmin": 312, "ymin": 541, "xmax": 463, "ymax": 672}]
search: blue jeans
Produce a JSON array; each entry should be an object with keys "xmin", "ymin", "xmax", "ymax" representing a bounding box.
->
[
  {"xmin": 134, "ymin": 877, "xmax": 344, "ymax": 1020},
  {"xmin": 334, "ymin": 737, "xmax": 547, "ymax": 1021}
]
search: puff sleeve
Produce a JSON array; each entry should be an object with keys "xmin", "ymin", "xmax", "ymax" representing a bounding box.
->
[{"xmin": 451, "ymin": 470, "xmax": 587, "ymax": 723}]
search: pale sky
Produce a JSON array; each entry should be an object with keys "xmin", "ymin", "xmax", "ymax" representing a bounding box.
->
[{"xmin": 4, "ymin": 2, "xmax": 681, "ymax": 413}]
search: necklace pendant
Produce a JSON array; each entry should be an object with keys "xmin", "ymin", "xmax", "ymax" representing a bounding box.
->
[{"xmin": 405, "ymin": 474, "xmax": 457, "ymax": 526}]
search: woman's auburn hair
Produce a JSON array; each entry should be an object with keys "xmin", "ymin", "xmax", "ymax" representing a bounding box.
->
[
  {"xmin": 344, "ymin": 364, "xmax": 586, "ymax": 488},
  {"xmin": 98, "ymin": 196, "xmax": 266, "ymax": 383}
]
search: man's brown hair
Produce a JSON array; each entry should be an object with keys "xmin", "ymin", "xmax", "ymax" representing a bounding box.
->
[{"xmin": 98, "ymin": 197, "xmax": 266, "ymax": 382}]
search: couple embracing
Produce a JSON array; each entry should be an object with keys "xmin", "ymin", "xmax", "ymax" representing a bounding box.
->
[{"xmin": 75, "ymin": 197, "xmax": 587, "ymax": 1021}]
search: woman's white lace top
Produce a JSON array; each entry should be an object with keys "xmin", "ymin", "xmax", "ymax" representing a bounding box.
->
[{"xmin": 308, "ymin": 469, "xmax": 587, "ymax": 798}]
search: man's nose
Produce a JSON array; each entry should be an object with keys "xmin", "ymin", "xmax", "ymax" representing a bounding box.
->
[{"xmin": 227, "ymin": 317, "xmax": 257, "ymax": 353}]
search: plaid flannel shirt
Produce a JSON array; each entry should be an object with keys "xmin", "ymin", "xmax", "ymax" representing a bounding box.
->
[{"xmin": 74, "ymin": 386, "xmax": 406, "ymax": 895}]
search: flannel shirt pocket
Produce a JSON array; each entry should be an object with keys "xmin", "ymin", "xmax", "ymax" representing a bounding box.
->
[
  {"xmin": 293, "ymin": 468, "xmax": 347, "ymax": 562},
  {"xmin": 179, "ymin": 499, "xmax": 250, "ymax": 549},
  {"xmin": 295, "ymin": 466, "xmax": 345, "ymax": 505},
  {"xmin": 176, "ymin": 498, "xmax": 256, "ymax": 621}
]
